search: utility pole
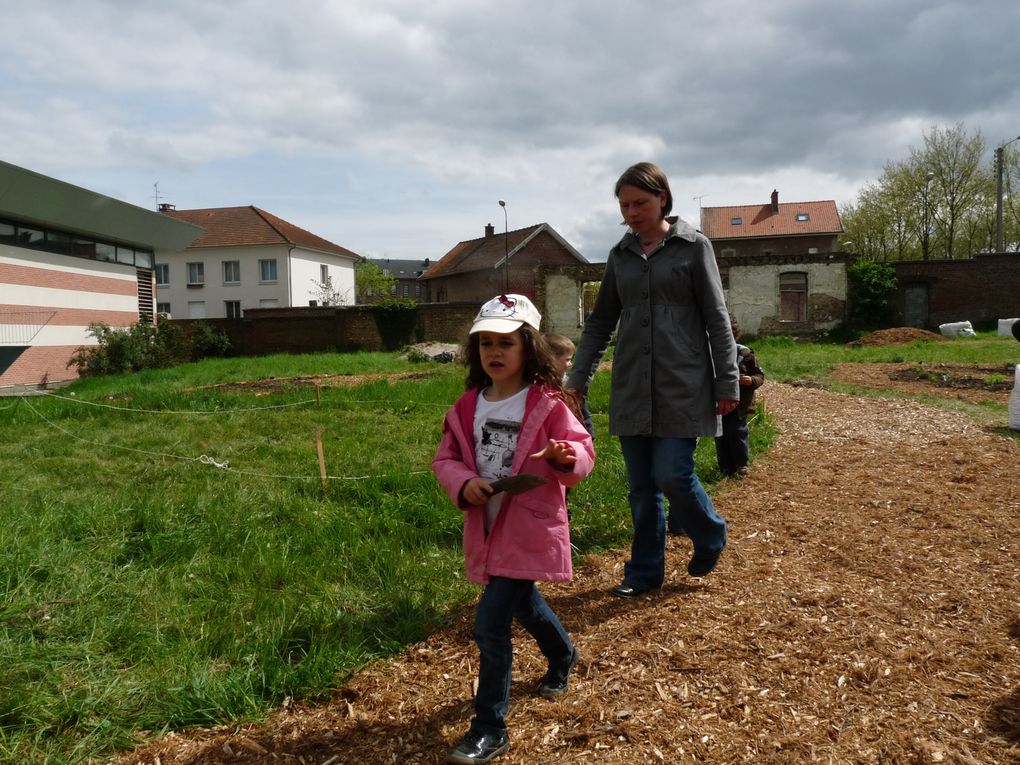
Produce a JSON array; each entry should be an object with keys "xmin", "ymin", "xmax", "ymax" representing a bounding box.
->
[
  {"xmin": 996, "ymin": 135, "xmax": 1020, "ymax": 253},
  {"xmin": 922, "ymin": 171, "xmax": 934, "ymax": 261}
]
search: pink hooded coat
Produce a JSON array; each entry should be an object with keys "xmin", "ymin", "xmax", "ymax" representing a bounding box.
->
[{"xmin": 432, "ymin": 385, "xmax": 595, "ymax": 585}]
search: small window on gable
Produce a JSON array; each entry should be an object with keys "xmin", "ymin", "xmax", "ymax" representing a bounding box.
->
[
  {"xmin": 730, "ymin": 217, "xmax": 742, "ymax": 225},
  {"xmin": 796, "ymin": 213, "xmax": 810, "ymax": 221}
]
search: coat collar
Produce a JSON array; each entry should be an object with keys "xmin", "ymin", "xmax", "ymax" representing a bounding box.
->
[
  {"xmin": 618, "ymin": 216, "xmax": 699, "ymax": 253},
  {"xmin": 454, "ymin": 384, "xmax": 558, "ymax": 444}
]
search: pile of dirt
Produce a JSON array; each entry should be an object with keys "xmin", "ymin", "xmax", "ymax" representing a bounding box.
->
[
  {"xmin": 850, "ymin": 327, "xmax": 947, "ymax": 346},
  {"xmin": 111, "ymin": 382, "xmax": 1020, "ymax": 765}
]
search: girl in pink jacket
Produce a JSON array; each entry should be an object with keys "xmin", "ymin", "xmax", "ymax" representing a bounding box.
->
[{"xmin": 432, "ymin": 294, "xmax": 595, "ymax": 765}]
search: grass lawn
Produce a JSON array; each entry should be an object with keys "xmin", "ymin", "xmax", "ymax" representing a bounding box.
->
[{"xmin": 2, "ymin": 333, "xmax": 1015, "ymax": 763}]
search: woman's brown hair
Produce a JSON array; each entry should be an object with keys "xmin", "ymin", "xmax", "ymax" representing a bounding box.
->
[{"xmin": 614, "ymin": 162, "xmax": 673, "ymax": 219}]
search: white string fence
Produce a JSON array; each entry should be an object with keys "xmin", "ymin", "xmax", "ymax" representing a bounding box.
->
[{"xmin": 18, "ymin": 395, "xmax": 435, "ymax": 484}]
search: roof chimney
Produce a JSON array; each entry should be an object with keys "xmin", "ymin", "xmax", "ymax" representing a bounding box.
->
[
  {"xmin": 770, "ymin": 190, "xmax": 779, "ymax": 213},
  {"xmin": 158, "ymin": 202, "xmax": 176, "ymax": 213},
  {"xmin": 484, "ymin": 223, "xmax": 495, "ymax": 238}
]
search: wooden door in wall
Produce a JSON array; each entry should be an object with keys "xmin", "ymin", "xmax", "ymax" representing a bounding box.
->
[{"xmin": 903, "ymin": 283, "xmax": 929, "ymax": 328}]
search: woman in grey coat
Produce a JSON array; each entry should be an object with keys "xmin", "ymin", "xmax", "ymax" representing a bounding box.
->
[{"xmin": 566, "ymin": 162, "xmax": 739, "ymax": 597}]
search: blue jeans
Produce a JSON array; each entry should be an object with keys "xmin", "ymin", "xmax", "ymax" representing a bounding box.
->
[
  {"xmin": 471, "ymin": 576, "xmax": 574, "ymax": 734},
  {"xmin": 618, "ymin": 436, "xmax": 727, "ymax": 590}
]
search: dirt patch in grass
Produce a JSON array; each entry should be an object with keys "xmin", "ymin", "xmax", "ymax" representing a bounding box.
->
[
  {"xmin": 111, "ymin": 379, "xmax": 1020, "ymax": 764},
  {"xmin": 831, "ymin": 362, "xmax": 1015, "ymax": 405},
  {"xmin": 196, "ymin": 370, "xmax": 439, "ymax": 395}
]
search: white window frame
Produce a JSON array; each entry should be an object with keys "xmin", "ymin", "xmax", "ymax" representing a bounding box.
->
[
  {"xmin": 187, "ymin": 262, "xmax": 205, "ymax": 286},
  {"xmin": 225, "ymin": 300, "xmax": 242, "ymax": 318},
  {"xmin": 155, "ymin": 263, "xmax": 169, "ymax": 287},
  {"xmin": 223, "ymin": 260, "xmax": 241, "ymax": 285},
  {"xmin": 259, "ymin": 259, "xmax": 278, "ymax": 283}
]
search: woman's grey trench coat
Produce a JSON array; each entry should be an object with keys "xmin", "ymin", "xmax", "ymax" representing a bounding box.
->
[{"xmin": 566, "ymin": 218, "xmax": 739, "ymax": 438}]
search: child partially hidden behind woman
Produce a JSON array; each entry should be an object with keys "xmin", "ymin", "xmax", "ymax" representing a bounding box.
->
[{"xmin": 432, "ymin": 295, "xmax": 595, "ymax": 764}]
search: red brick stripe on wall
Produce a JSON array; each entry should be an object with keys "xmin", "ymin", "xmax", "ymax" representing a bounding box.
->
[
  {"xmin": 0, "ymin": 305, "xmax": 137, "ymax": 326},
  {"xmin": 0, "ymin": 345, "xmax": 80, "ymax": 388},
  {"xmin": 0, "ymin": 262, "xmax": 137, "ymax": 296}
]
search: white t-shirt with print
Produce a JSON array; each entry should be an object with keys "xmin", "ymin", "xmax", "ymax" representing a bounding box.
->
[{"xmin": 474, "ymin": 386, "xmax": 528, "ymax": 534}]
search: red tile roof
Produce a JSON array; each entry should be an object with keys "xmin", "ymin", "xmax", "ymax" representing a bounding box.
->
[
  {"xmin": 421, "ymin": 223, "xmax": 586, "ymax": 279},
  {"xmin": 162, "ymin": 206, "xmax": 360, "ymax": 259},
  {"xmin": 702, "ymin": 199, "xmax": 842, "ymax": 240}
]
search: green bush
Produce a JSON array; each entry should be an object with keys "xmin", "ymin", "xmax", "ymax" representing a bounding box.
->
[
  {"xmin": 68, "ymin": 317, "xmax": 230, "ymax": 377},
  {"xmin": 371, "ymin": 299, "xmax": 421, "ymax": 350},
  {"xmin": 846, "ymin": 259, "xmax": 897, "ymax": 331}
]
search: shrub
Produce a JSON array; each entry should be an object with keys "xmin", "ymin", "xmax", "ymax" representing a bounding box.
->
[
  {"xmin": 371, "ymin": 299, "xmax": 421, "ymax": 351},
  {"xmin": 69, "ymin": 317, "xmax": 230, "ymax": 377},
  {"xmin": 846, "ymin": 259, "xmax": 897, "ymax": 331}
]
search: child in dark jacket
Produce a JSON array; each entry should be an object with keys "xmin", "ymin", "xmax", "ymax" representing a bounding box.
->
[{"xmin": 714, "ymin": 314, "xmax": 764, "ymax": 477}]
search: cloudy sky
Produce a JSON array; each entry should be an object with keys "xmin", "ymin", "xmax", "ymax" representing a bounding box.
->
[{"xmin": 2, "ymin": 0, "xmax": 1018, "ymax": 262}]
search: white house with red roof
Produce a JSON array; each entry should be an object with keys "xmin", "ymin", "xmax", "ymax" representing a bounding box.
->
[
  {"xmin": 700, "ymin": 190, "xmax": 850, "ymax": 337},
  {"xmin": 156, "ymin": 205, "xmax": 361, "ymax": 319}
]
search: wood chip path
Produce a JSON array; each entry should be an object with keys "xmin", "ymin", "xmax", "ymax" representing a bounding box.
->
[{"xmin": 114, "ymin": 381, "xmax": 1020, "ymax": 765}]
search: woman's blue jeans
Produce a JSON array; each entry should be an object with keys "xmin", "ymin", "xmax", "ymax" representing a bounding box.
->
[
  {"xmin": 618, "ymin": 436, "xmax": 727, "ymax": 590},
  {"xmin": 471, "ymin": 576, "xmax": 574, "ymax": 734}
]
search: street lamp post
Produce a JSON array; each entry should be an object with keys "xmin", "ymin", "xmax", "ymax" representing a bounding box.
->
[
  {"xmin": 922, "ymin": 171, "xmax": 935, "ymax": 260},
  {"xmin": 498, "ymin": 199, "xmax": 509, "ymax": 294},
  {"xmin": 995, "ymin": 135, "xmax": 1020, "ymax": 253}
]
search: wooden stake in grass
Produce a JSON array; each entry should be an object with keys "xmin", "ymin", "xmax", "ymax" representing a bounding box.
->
[
  {"xmin": 316, "ymin": 428, "xmax": 328, "ymax": 488},
  {"xmin": 315, "ymin": 384, "xmax": 321, "ymax": 406}
]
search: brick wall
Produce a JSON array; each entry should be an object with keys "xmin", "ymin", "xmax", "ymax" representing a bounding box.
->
[
  {"xmin": 179, "ymin": 303, "xmax": 481, "ymax": 356},
  {"xmin": 714, "ymin": 234, "xmax": 838, "ymax": 258},
  {"xmin": 0, "ymin": 345, "xmax": 79, "ymax": 389},
  {"xmin": 176, "ymin": 261, "xmax": 613, "ymax": 358},
  {"xmin": 893, "ymin": 253, "xmax": 1020, "ymax": 330}
]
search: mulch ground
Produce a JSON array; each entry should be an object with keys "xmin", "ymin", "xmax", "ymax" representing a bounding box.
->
[{"xmin": 113, "ymin": 375, "xmax": 1020, "ymax": 764}]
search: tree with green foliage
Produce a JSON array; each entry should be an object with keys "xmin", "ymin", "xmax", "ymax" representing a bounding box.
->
[
  {"xmin": 841, "ymin": 123, "xmax": 1002, "ymax": 261},
  {"xmin": 355, "ymin": 259, "xmax": 398, "ymax": 303}
]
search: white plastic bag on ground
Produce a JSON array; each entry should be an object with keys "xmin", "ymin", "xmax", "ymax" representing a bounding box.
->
[
  {"xmin": 998, "ymin": 318, "xmax": 1019, "ymax": 337},
  {"xmin": 939, "ymin": 320, "xmax": 975, "ymax": 338},
  {"xmin": 1009, "ymin": 365, "xmax": 1020, "ymax": 431}
]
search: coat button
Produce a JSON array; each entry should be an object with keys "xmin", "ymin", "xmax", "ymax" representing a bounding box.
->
[
  {"xmin": 641, "ymin": 264, "xmax": 649, "ymax": 273},
  {"xmin": 641, "ymin": 291, "xmax": 648, "ymax": 299},
  {"xmin": 641, "ymin": 317, "xmax": 649, "ymax": 327},
  {"xmin": 642, "ymin": 345, "xmax": 650, "ymax": 354}
]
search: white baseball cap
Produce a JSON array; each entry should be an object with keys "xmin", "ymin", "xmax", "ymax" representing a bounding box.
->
[{"xmin": 470, "ymin": 294, "xmax": 542, "ymax": 334}]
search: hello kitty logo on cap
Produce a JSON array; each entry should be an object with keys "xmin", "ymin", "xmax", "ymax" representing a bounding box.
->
[{"xmin": 470, "ymin": 293, "xmax": 542, "ymax": 334}]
